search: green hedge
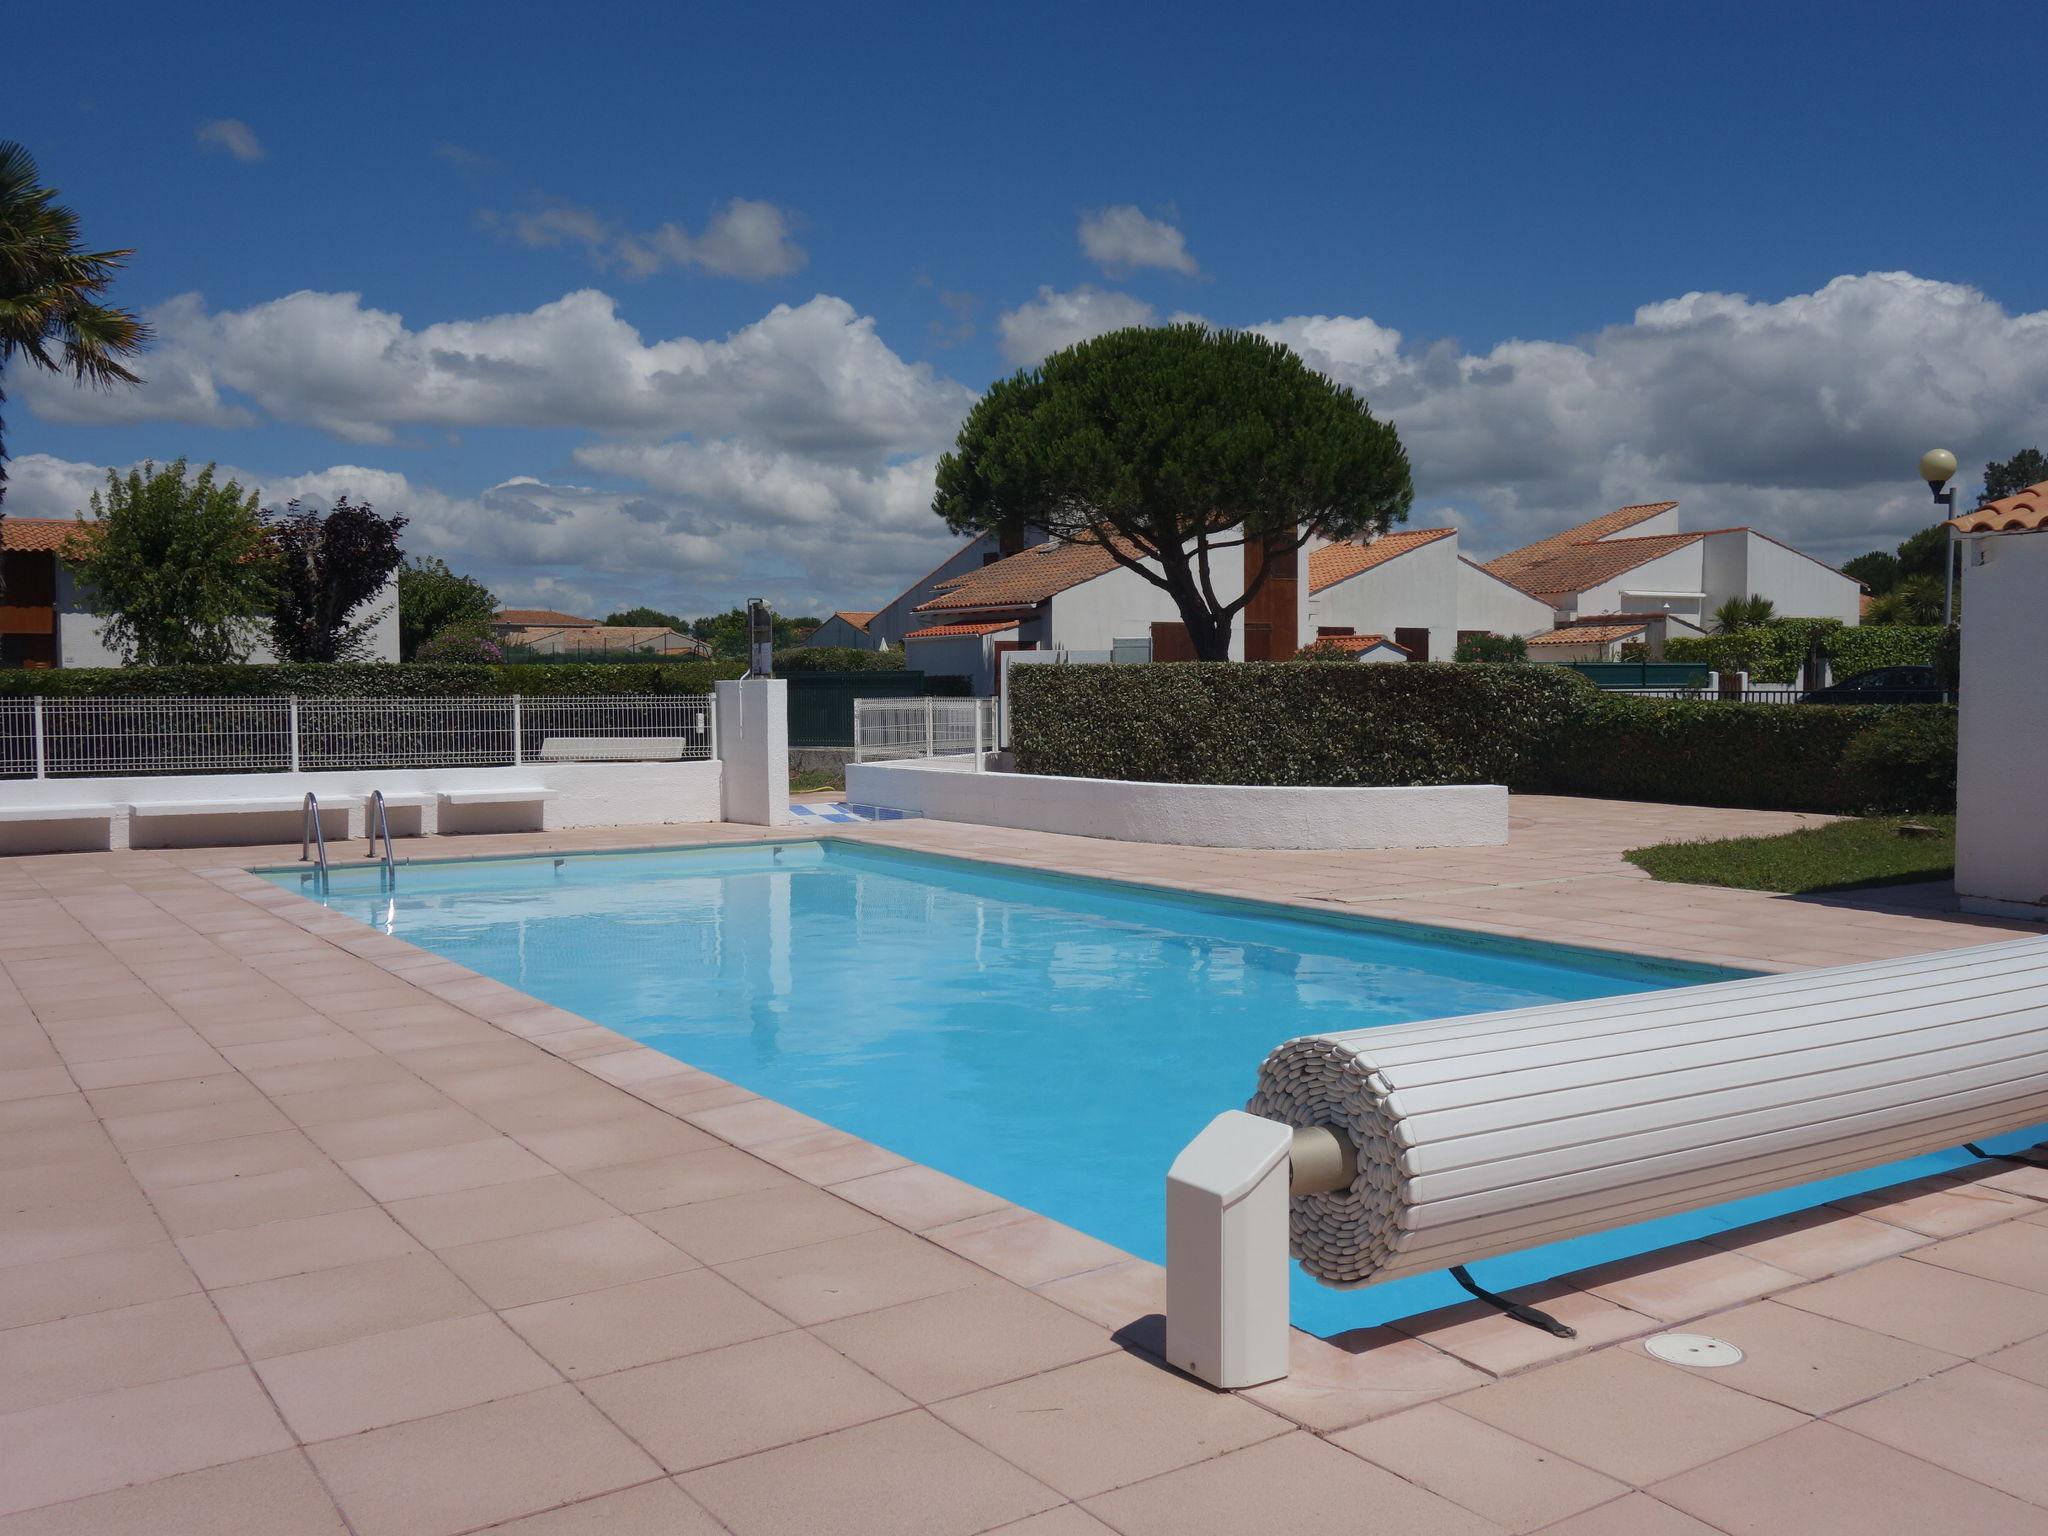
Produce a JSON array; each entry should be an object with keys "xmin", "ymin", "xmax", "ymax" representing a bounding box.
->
[
  {"xmin": 772, "ymin": 647, "xmax": 906, "ymax": 674},
  {"xmin": 1008, "ymin": 662, "xmax": 1956, "ymax": 815},
  {"xmin": 1011, "ymin": 663, "xmax": 1594, "ymax": 791},
  {"xmin": 1654, "ymin": 621, "xmax": 1942, "ymax": 682},
  {"xmin": 0, "ymin": 661, "xmax": 744, "ymax": 699}
]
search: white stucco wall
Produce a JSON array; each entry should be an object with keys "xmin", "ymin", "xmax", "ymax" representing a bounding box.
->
[
  {"xmin": 846, "ymin": 757, "xmax": 1509, "ymax": 849},
  {"xmin": 1717, "ymin": 532, "xmax": 1861, "ymax": 624},
  {"xmin": 1045, "ymin": 559, "xmax": 1248, "ymax": 658},
  {"xmin": 1956, "ymin": 531, "xmax": 2048, "ymax": 917},
  {"xmin": 1455, "ymin": 558, "xmax": 1556, "ymax": 639},
  {"xmin": 1577, "ymin": 544, "xmax": 1708, "ymax": 625},
  {"xmin": 0, "ymin": 760, "xmax": 724, "ymax": 855},
  {"xmin": 904, "ymin": 631, "xmax": 1007, "ymax": 693},
  {"xmin": 54, "ymin": 569, "xmax": 402, "ymax": 666},
  {"xmin": 1304, "ymin": 536, "xmax": 1460, "ymax": 661}
]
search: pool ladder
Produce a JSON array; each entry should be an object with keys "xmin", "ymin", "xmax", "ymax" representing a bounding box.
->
[
  {"xmin": 365, "ymin": 790, "xmax": 398, "ymax": 886},
  {"xmin": 299, "ymin": 791, "xmax": 398, "ymax": 888},
  {"xmin": 300, "ymin": 792, "xmax": 330, "ymax": 888}
]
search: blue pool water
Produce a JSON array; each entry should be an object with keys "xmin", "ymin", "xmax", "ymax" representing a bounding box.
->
[{"xmin": 273, "ymin": 840, "xmax": 2042, "ymax": 1335}]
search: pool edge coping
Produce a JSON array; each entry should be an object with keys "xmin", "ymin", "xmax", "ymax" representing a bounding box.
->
[{"xmin": 196, "ymin": 828, "xmax": 2048, "ymax": 1417}]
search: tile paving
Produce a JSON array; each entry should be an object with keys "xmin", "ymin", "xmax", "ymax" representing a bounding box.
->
[{"xmin": 0, "ymin": 796, "xmax": 2043, "ymax": 1531}]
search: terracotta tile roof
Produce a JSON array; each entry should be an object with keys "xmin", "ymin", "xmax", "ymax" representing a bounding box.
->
[
  {"xmin": 1306, "ymin": 632, "xmax": 1408, "ymax": 655},
  {"xmin": 495, "ymin": 608, "xmax": 595, "ymax": 628},
  {"xmin": 1949, "ymin": 479, "xmax": 2048, "ymax": 533},
  {"xmin": 1483, "ymin": 501, "xmax": 1679, "ymax": 590},
  {"xmin": 0, "ymin": 517, "xmax": 95, "ymax": 554},
  {"xmin": 1305, "ymin": 528, "xmax": 1456, "ymax": 593},
  {"xmin": 1509, "ymin": 531, "xmax": 1705, "ymax": 602},
  {"xmin": 915, "ymin": 539, "xmax": 1124, "ymax": 612},
  {"xmin": 904, "ymin": 620, "xmax": 1019, "ymax": 639},
  {"xmin": 830, "ymin": 610, "xmax": 875, "ymax": 632},
  {"xmin": 1527, "ymin": 621, "xmax": 1650, "ymax": 646}
]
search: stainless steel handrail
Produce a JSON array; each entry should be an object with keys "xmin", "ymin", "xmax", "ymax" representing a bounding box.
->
[
  {"xmin": 300, "ymin": 792, "xmax": 329, "ymax": 878},
  {"xmin": 365, "ymin": 790, "xmax": 396, "ymax": 885}
]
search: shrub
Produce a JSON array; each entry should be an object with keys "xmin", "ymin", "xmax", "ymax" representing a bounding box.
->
[
  {"xmin": 1839, "ymin": 708, "xmax": 1958, "ymax": 814},
  {"xmin": 0, "ymin": 660, "xmax": 743, "ymax": 699},
  {"xmin": 772, "ymin": 646, "xmax": 907, "ymax": 674},
  {"xmin": 1009, "ymin": 662, "xmax": 1595, "ymax": 789},
  {"xmin": 1661, "ymin": 621, "xmax": 1942, "ymax": 682},
  {"xmin": 1454, "ymin": 633, "xmax": 1528, "ymax": 664},
  {"xmin": 414, "ymin": 624, "xmax": 502, "ymax": 664},
  {"xmin": 1009, "ymin": 662, "xmax": 1956, "ymax": 814}
]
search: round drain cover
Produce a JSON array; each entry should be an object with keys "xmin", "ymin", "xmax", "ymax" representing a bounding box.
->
[{"xmin": 1645, "ymin": 1332, "xmax": 1744, "ymax": 1368}]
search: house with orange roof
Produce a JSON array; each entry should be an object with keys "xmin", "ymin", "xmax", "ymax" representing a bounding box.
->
[
  {"xmin": 800, "ymin": 610, "xmax": 882, "ymax": 650},
  {"xmin": 1, "ymin": 516, "xmax": 403, "ymax": 668},
  {"xmin": 1481, "ymin": 500, "xmax": 1860, "ymax": 637}
]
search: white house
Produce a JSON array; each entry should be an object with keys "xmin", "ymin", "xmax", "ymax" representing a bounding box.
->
[
  {"xmin": 901, "ymin": 535, "xmax": 1249, "ymax": 694},
  {"xmin": 1481, "ymin": 500, "xmax": 1861, "ymax": 632},
  {"xmin": 1523, "ymin": 612, "xmax": 1708, "ymax": 662},
  {"xmin": 1300, "ymin": 527, "xmax": 1461, "ymax": 661},
  {"xmin": 2, "ymin": 517, "xmax": 400, "ymax": 668},
  {"xmin": 1951, "ymin": 481, "xmax": 2048, "ymax": 919}
]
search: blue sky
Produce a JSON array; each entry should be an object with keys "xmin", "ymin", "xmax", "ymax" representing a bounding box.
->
[{"xmin": 11, "ymin": 0, "xmax": 2045, "ymax": 619}]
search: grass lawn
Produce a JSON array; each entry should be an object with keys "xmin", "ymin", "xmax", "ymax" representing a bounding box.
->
[
  {"xmin": 1625, "ymin": 815, "xmax": 1956, "ymax": 895},
  {"xmin": 789, "ymin": 767, "xmax": 844, "ymax": 794}
]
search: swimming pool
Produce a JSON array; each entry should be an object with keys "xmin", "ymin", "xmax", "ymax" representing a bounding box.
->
[{"xmin": 273, "ymin": 839, "xmax": 2038, "ymax": 1335}]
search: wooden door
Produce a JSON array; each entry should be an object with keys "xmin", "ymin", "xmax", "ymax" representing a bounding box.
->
[
  {"xmin": 1394, "ymin": 627, "xmax": 1430, "ymax": 662},
  {"xmin": 1149, "ymin": 622, "xmax": 1196, "ymax": 662},
  {"xmin": 992, "ymin": 639, "xmax": 1025, "ymax": 695}
]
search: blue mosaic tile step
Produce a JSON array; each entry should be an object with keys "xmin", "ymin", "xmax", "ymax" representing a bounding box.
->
[{"xmin": 786, "ymin": 802, "xmax": 922, "ymax": 825}]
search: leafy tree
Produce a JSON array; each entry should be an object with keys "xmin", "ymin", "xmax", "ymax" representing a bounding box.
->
[
  {"xmin": 397, "ymin": 555, "xmax": 498, "ymax": 660},
  {"xmin": 1710, "ymin": 594, "xmax": 1777, "ymax": 634},
  {"xmin": 1894, "ymin": 524, "xmax": 1950, "ymax": 580},
  {"xmin": 690, "ymin": 607, "xmax": 824, "ymax": 658},
  {"xmin": 1840, "ymin": 550, "xmax": 1900, "ymax": 596},
  {"xmin": 1981, "ymin": 446, "xmax": 2047, "ymax": 504},
  {"xmin": 414, "ymin": 622, "xmax": 502, "ymax": 663},
  {"xmin": 604, "ymin": 606, "xmax": 685, "ymax": 629},
  {"xmin": 65, "ymin": 460, "xmax": 272, "ymax": 664},
  {"xmin": 266, "ymin": 497, "xmax": 407, "ymax": 662},
  {"xmin": 0, "ymin": 142, "xmax": 148, "ymax": 507},
  {"xmin": 1454, "ymin": 632, "xmax": 1528, "ymax": 663},
  {"xmin": 933, "ymin": 323, "xmax": 1413, "ymax": 660},
  {"xmin": 1865, "ymin": 573, "xmax": 1946, "ymax": 625}
]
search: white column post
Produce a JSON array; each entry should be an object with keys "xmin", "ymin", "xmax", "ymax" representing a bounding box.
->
[
  {"xmin": 924, "ymin": 695, "xmax": 935, "ymax": 758},
  {"xmin": 32, "ymin": 696, "xmax": 46, "ymax": 779},
  {"xmin": 288, "ymin": 696, "xmax": 301, "ymax": 773},
  {"xmin": 511, "ymin": 696, "xmax": 523, "ymax": 767},
  {"xmin": 972, "ymin": 698, "xmax": 984, "ymax": 770},
  {"xmin": 1165, "ymin": 1111, "xmax": 1295, "ymax": 1389},
  {"xmin": 714, "ymin": 678, "xmax": 789, "ymax": 826}
]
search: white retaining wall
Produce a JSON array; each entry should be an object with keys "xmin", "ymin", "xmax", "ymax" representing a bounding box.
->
[
  {"xmin": 846, "ymin": 757, "xmax": 1507, "ymax": 849},
  {"xmin": 0, "ymin": 761, "xmax": 725, "ymax": 854}
]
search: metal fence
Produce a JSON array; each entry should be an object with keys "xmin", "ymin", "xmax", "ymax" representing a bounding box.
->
[
  {"xmin": 0, "ymin": 695, "xmax": 715, "ymax": 779},
  {"xmin": 1613, "ymin": 687, "xmax": 1952, "ymax": 705},
  {"xmin": 852, "ymin": 696, "xmax": 998, "ymax": 764}
]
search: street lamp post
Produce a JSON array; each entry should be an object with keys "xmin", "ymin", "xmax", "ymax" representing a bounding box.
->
[{"xmin": 1919, "ymin": 448, "xmax": 1960, "ymax": 627}]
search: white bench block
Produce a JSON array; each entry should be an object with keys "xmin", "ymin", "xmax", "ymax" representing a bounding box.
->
[
  {"xmin": 0, "ymin": 805, "xmax": 119, "ymax": 823},
  {"xmin": 131, "ymin": 795, "xmax": 362, "ymax": 817},
  {"xmin": 436, "ymin": 788, "xmax": 557, "ymax": 806}
]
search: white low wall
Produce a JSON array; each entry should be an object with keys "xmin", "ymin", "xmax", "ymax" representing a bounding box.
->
[
  {"xmin": 845, "ymin": 757, "xmax": 1507, "ymax": 849},
  {"xmin": 1957, "ymin": 531, "xmax": 2048, "ymax": 918},
  {"xmin": 0, "ymin": 760, "xmax": 723, "ymax": 854}
]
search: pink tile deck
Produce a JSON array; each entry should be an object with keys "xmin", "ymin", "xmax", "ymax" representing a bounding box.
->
[{"xmin": 0, "ymin": 797, "xmax": 2044, "ymax": 1530}]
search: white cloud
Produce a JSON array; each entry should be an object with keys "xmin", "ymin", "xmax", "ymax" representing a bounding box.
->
[
  {"xmin": 494, "ymin": 197, "xmax": 805, "ymax": 281},
  {"xmin": 1078, "ymin": 206, "xmax": 1198, "ymax": 276},
  {"xmin": 1255, "ymin": 272, "xmax": 2048, "ymax": 562},
  {"xmin": 17, "ymin": 289, "xmax": 974, "ymax": 455},
  {"xmin": 996, "ymin": 285, "xmax": 1158, "ymax": 365},
  {"xmin": 196, "ymin": 119, "xmax": 264, "ymax": 162}
]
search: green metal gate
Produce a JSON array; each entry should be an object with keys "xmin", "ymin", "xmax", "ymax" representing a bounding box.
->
[{"xmin": 785, "ymin": 672, "xmax": 927, "ymax": 746}]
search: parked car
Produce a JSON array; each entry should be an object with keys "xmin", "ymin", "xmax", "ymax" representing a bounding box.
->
[{"xmin": 1799, "ymin": 666, "xmax": 1947, "ymax": 705}]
